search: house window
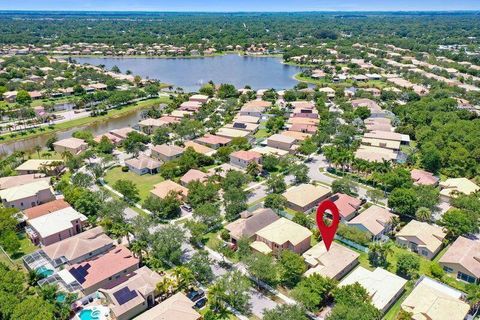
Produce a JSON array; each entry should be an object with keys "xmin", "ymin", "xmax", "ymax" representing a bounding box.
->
[
  {"xmin": 458, "ymin": 272, "xmax": 476, "ymax": 283},
  {"xmin": 443, "ymin": 266, "xmax": 453, "ymax": 273},
  {"xmin": 421, "ymin": 250, "xmax": 429, "ymax": 256}
]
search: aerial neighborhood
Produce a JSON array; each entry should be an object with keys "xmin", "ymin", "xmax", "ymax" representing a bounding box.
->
[{"xmin": 0, "ymin": 7, "xmax": 479, "ymax": 320}]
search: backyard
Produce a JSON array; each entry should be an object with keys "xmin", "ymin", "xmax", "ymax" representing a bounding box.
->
[{"xmin": 104, "ymin": 166, "xmax": 165, "ymax": 202}]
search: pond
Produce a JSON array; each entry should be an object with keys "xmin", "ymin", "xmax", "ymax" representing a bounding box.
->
[{"xmin": 74, "ymin": 54, "xmax": 302, "ymax": 92}]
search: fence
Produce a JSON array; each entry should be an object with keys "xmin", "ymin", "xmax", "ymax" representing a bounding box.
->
[{"xmin": 335, "ymin": 234, "xmax": 369, "ymax": 253}]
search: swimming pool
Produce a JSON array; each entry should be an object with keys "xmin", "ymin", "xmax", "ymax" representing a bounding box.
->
[
  {"xmin": 78, "ymin": 306, "xmax": 109, "ymax": 320},
  {"xmin": 36, "ymin": 265, "xmax": 54, "ymax": 278}
]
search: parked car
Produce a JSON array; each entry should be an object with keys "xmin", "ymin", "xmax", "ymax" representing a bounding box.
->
[
  {"xmin": 181, "ymin": 204, "xmax": 193, "ymax": 212},
  {"xmin": 194, "ymin": 297, "xmax": 207, "ymax": 309},
  {"xmin": 187, "ymin": 289, "xmax": 205, "ymax": 302}
]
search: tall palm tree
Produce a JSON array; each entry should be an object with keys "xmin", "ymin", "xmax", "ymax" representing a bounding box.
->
[{"xmin": 34, "ymin": 145, "xmax": 42, "ymax": 158}]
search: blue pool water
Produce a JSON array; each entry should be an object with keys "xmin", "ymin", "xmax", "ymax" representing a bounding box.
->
[
  {"xmin": 36, "ymin": 265, "xmax": 54, "ymax": 278},
  {"xmin": 79, "ymin": 309, "xmax": 101, "ymax": 320}
]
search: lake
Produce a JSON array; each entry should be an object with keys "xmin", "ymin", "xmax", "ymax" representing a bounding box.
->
[{"xmin": 74, "ymin": 54, "xmax": 302, "ymax": 92}]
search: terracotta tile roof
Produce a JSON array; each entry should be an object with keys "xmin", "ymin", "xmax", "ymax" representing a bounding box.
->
[
  {"xmin": 439, "ymin": 236, "xmax": 480, "ymax": 278},
  {"xmin": 0, "ymin": 174, "xmax": 49, "ymax": 190},
  {"xmin": 230, "ymin": 150, "xmax": 262, "ymax": 162},
  {"xmin": 411, "ymin": 169, "xmax": 439, "ymax": 186},
  {"xmin": 329, "ymin": 193, "xmax": 362, "ymax": 220},
  {"xmin": 23, "ymin": 199, "xmax": 71, "ymax": 220},
  {"xmin": 68, "ymin": 246, "xmax": 139, "ymax": 290},
  {"xmin": 180, "ymin": 169, "xmax": 208, "ymax": 185},
  {"xmin": 196, "ymin": 134, "xmax": 231, "ymax": 146},
  {"xmin": 348, "ymin": 205, "xmax": 398, "ymax": 236},
  {"xmin": 150, "ymin": 180, "xmax": 188, "ymax": 199}
]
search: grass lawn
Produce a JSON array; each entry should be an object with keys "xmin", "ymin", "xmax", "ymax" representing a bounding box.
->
[
  {"xmin": 29, "ymin": 151, "xmax": 64, "ymax": 160},
  {"xmin": 104, "ymin": 166, "xmax": 165, "ymax": 202},
  {"xmin": 254, "ymin": 128, "xmax": 270, "ymax": 139},
  {"xmin": 0, "ymin": 233, "xmax": 38, "ymax": 268}
]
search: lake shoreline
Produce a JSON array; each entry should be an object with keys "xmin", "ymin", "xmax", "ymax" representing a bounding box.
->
[{"xmin": 0, "ymin": 96, "xmax": 170, "ymax": 146}]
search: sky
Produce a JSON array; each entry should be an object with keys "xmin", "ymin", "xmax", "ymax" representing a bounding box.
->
[{"xmin": 0, "ymin": 0, "xmax": 480, "ymax": 12}]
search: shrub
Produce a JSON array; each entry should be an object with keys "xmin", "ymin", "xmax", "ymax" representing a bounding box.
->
[
  {"xmin": 336, "ymin": 223, "xmax": 371, "ymax": 246},
  {"xmin": 430, "ymin": 263, "xmax": 445, "ymax": 279},
  {"xmin": 121, "ymin": 166, "xmax": 129, "ymax": 172},
  {"xmin": 220, "ymin": 229, "xmax": 230, "ymax": 241}
]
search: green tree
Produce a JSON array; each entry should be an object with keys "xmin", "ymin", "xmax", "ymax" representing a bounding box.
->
[
  {"xmin": 114, "ymin": 179, "xmax": 140, "ymax": 203},
  {"xmin": 440, "ymin": 208, "xmax": 479, "ymax": 239},
  {"xmin": 11, "ymin": 297, "xmax": 54, "ymax": 320},
  {"xmin": 0, "ymin": 207, "xmax": 21, "ymax": 253},
  {"xmin": 263, "ymin": 304, "xmax": 308, "ymax": 320},
  {"xmin": 368, "ymin": 241, "xmax": 393, "ymax": 267},
  {"xmin": 187, "ymin": 251, "xmax": 214, "ymax": 284},
  {"xmin": 278, "ymin": 250, "xmax": 306, "ymax": 288},
  {"xmin": 71, "ymin": 172, "xmax": 94, "ymax": 188},
  {"xmin": 16, "ymin": 90, "xmax": 31, "ymax": 105},
  {"xmin": 97, "ymin": 136, "xmax": 115, "ymax": 154},
  {"xmin": 331, "ymin": 177, "xmax": 357, "ymax": 196},
  {"xmin": 388, "ymin": 188, "xmax": 418, "ymax": 216},
  {"xmin": 291, "ymin": 274, "xmax": 336, "ymax": 312},
  {"xmin": 217, "ymin": 84, "xmax": 238, "ymax": 99},
  {"xmin": 266, "ymin": 173, "xmax": 287, "ymax": 194},
  {"xmin": 291, "ymin": 163, "xmax": 310, "ymax": 184},
  {"xmin": 246, "ymin": 253, "xmax": 278, "ymax": 285},
  {"xmin": 246, "ymin": 161, "xmax": 261, "ymax": 178},
  {"xmin": 415, "ymin": 207, "xmax": 432, "ymax": 222},
  {"xmin": 396, "ymin": 252, "xmax": 420, "ymax": 279},
  {"xmin": 151, "ymin": 225, "xmax": 186, "ymax": 267},
  {"xmin": 264, "ymin": 194, "xmax": 287, "ymax": 211},
  {"xmin": 193, "ymin": 203, "xmax": 222, "ymax": 229}
]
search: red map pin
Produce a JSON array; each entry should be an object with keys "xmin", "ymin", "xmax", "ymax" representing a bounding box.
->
[{"xmin": 316, "ymin": 200, "xmax": 340, "ymax": 251}]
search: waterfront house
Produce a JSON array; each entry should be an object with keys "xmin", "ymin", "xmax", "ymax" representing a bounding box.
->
[
  {"xmin": 125, "ymin": 156, "xmax": 161, "ymax": 175},
  {"xmin": 53, "ymin": 138, "xmax": 88, "ymax": 155}
]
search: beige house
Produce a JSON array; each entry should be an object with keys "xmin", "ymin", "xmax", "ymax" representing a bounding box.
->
[
  {"xmin": 138, "ymin": 118, "xmax": 169, "ymax": 134},
  {"xmin": 150, "ymin": 180, "xmax": 188, "ymax": 201},
  {"xmin": 401, "ymin": 276, "xmax": 470, "ymax": 320},
  {"xmin": 180, "ymin": 169, "xmax": 209, "ymax": 187},
  {"xmin": 0, "ymin": 180, "xmax": 55, "ymax": 210},
  {"xmin": 125, "ymin": 156, "xmax": 161, "ymax": 175},
  {"xmin": 99, "ymin": 266, "xmax": 162, "ymax": 320},
  {"xmin": 355, "ymin": 145, "xmax": 398, "ymax": 162},
  {"xmin": 396, "ymin": 220, "xmax": 446, "ymax": 260},
  {"xmin": 26, "ymin": 206, "xmax": 88, "ymax": 246},
  {"xmin": 53, "ymin": 137, "xmax": 88, "ymax": 155},
  {"xmin": 239, "ymin": 100, "xmax": 271, "ymax": 117},
  {"xmin": 184, "ymin": 141, "xmax": 216, "ymax": 156},
  {"xmin": 151, "ymin": 144, "xmax": 184, "ymax": 162},
  {"xmin": 15, "ymin": 159, "xmax": 64, "ymax": 175},
  {"xmin": 229, "ymin": 150, "xmax": 262, "ymax": 169},
  {"xmin": 439, "ymin": 236, "xmax": 480, "ymax": 284},
  {"xmin": 250, "ymin": 218, "xmax": 312, "ymax": 255},
  {"xmin": 348, "ymin": 205, "xmax": 398, "ymax": 239},
  {"xmin": 189, "ymin": 94, "xmax": 209, "ymax": 103},
  {"xmin": 225, "ymin": 208, "xmax": 280, "ymax": 243},
  {"xmin": 439, "ymin": 178, "xmax": 480, "ymax": 202},
  {"xmin": 134, "ymin": 292, "xmax": 201, "ymax": 320},
  {"xmin": 195, "ymin": 134, "xmax": 231, "ymax": 149},
  {"xmin": 216, "ymin": 127, "xmax": 252, "ymax": 140},
  {"xmin": 0, "ymin": 173, "xmax": 49, "ymax": 190},
  {"xmin": 303, "ymin": 242, "xmax": 359, "ymax": 280},
  {"xmin": 340, "ymin": 267, "xmax": 407, "ymax": 313},
  {"xmin": 267, "ymin": 134, "xmax": 296, "ymax": 152},
  {"xmin": 282, "ymin": 184, "xmax": 331, "ymax": 213}
]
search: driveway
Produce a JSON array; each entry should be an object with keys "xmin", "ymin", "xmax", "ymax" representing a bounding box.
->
[
  {"xmin": 305, "ymin": 155, "xmax": 330, "ymax": 183},
  {"xmin": 248, "ymin": 288, "xmax": 277, "ymax": 318}
]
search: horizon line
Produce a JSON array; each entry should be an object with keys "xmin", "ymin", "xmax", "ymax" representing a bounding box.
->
[{"xmin": 0, "ymin": 9, "xmax": 480, "ymax": 13}]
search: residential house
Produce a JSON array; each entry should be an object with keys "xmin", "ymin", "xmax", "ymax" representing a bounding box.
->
[
  {"xmin": 401, "ymin": 276, "xmax": 470, "ymax": 320},
  {"xmin": 151, "ymin": 144, "xmax": 184, "ymax": 162},
  {"xmin": 439, "ymin": 178, "xmax": 480, "ymax": 202},
  {"xmin": 180, "ymin": 169, "xmax": 209, "ymax": 187},
  {"xmin": 303, "ymin": 242, "xmax": 359, "ymax": 280},
  {"xmin": 179, "ymin": 101, "xmax": 202, "ymax": 112},
  {"xmin": 328, "ymin": 193, "xmax": 363, "ymax": 221},
  {"xmin": 189, "ymin": 94, "xmax": 209, "ymax": 103},
  {"xmin": 396, "ymin": 220, "xmax": 446, "ymax": 260},
  {"xmin": 267, "ymin": 134, "xmax": 296, "ymax": 152},
  {"xmin": 195, "ymin": 134, "xmax": 231, "ymax": 149},
  {"xmin": 133, "ymin": 292, "xmax": 201, "ymax": 320},
  {"xmin": 355, "ymin": 145, "xmax": 398, "ymax": 162},
  {"xmin": 66, "ymin": 246, "xmax": 139, "ymax": 295},
  {"xmin": 348, "ymin": 205, "xmax": 398, "ymax": 239},
  {"xmin": 318, "ymin": 87, "xmax": 336, "ymax": 99},
  {"xmin": 184, "ymin": 141, "xmax": 216, "ymax": 156},
  {"xmin": 216, "ymin": 127, "xmax": 251, "ymax": 140},
  {"xmin": 251, "ymin": 146, "xmax": 290, "ymax": 157},
  {"xmin": 292, "ymin": 107, "xmax": 319, "ymax": 119},
  {"xmin": 26, "ymin": 206, "xmax": 88, "ymax": 246},
  {"xmin": 281, "ymin": 130, "xmax": 312, "ymax": 142},
  {"xmin": 340, "ymin": 267, "xmax": 407, "ymax": 313},
  {"xmin": 283, "ymin": 184, "xmax": 332, "ymax": 213},
  {"xmin": 239, "ymin": 100, "xmax": 271, "ymax": 117},
  {"xmin": 287, "ymin": 117, "xmax": 319, "ymax": 126},
  {"xmin": 224, "ymin": 122, "xmax": 259, "ymax": 133},
  {"xmin": 364, "ymin": 130, "xmax": 410, "ymax": 145},
  {"xmin": 53, "ymin": 137, "xmax": 88, "ymax": 155},
  {"xmin": 110, "ymin": 127, "xmax": 138, "ymax": 141},
  {"xmin": 289, "ymin": 124, "xmax": 317, "ymax": 134},
  {"xmin": 410, "ymin": 169, "xmax": 439, "ymax": 186},
  {"xmin": 15, "ymin": 159, "xmax": 64, "ymax": 175},
  {"xmin": 351, "ymin": 98, "xmax": 383, "ymax": 115},
  {"xmin": 125, "ymin": 156, "xmax": 162, "ymax": 175},
  {"xmin": 150, "ymin": 180, "xmax": 188, "ymax": 201},
  {"xmin": 138, "ymin": 118, "xmax": 170, "ymax": 134},
  {"xmin": 22, "ymin": 199, "xmax": 71, "ymax": 221},
  {"xmin": 250, "ymin": 218, "xmax": 312, "ymax": 255},
  {"xmin": 234, "ymin": 115, "xmax": 261, "ymax": 124},
  {"xmin": 225, "ymin": 208, "xmax": 280, "ymax": 243},
  {"xmin": 0, "ymin": 173, "xmax": 49, "ymax": 190},
  {"xmin": 364, "ymin": 117, "xmax": 393, "ymax": 132},
  {"xmin": 439, "ymin": 236, "xmax": 480, "ymax": 284},
  {"xmin": 0, "ymin": 180, "xmax": 55, "ymax": 210},
  {"xmin": 99, "ymin": 266, "xmax": 162, "ymax": 320},
  {"xmin": 361, "ymin": 137, "xmax": 400, "ymax": 151},
  {"xmin": 23, "ymin": 226, "xmax": 114, "ymax": 272},
  {"xmin": 170, "ymin": 110, "xmax": 193, "ymax": 119},
  {"xmin": 229, "ymin": 150, "xmax": 262, "ymax": 169},
  {"xmin": 94, "ymin": 132, "xmax": 122, "ymax": 145}
]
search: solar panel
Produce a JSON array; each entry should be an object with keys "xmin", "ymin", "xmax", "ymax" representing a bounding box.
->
[
  {"xmin": 233, "ymin": 123, "xmax": 247, "ymax": 129},
  {"xmin": 113, "ymin": 287, "xmax": 138, "ymax": 305},
  {"xmin": 69, "ymin": 263, "xmax": 91, "ymax": 284}
]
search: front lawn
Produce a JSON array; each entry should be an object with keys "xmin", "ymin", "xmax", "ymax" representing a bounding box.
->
[{"xmin": 104, "ymin": 166, "xmax": 165, "ymax": 202}]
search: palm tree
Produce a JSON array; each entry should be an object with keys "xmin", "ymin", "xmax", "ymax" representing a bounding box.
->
[
  {"xmin": 172, "ymin": 266, "xmax": 194, "ymax": 291},
  {"xmin": 34, "ymin": 145, "xmax": 42, "ymax": 158},
  {"xmin": 130, "ymin": 239, "xmax": 147, "ymax": 263},
  {"xmin": 246, "ymin": 161, "xmax": 260, "ymax": 178},
  {"xmin": 155, "ymin": 277, "xmax": 175, "ymax": 299},
  {"xmin": 415, "ymin": 207, "xmax": 432, "ymax": 222},
  {"xmin": 60, "ymin": 151, "xmax": 73, "ymax": 161},
  {"xmin": 368, "ymin": 241, "xmax": 394, "ymax": 267},
  {"xmin": 207, "ymin": 281, "xmax": 227, "ymax": 313}
]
